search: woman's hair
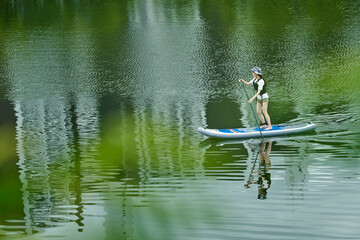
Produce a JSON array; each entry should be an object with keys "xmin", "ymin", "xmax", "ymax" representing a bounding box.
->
[{"xmin": 258, "ymin": 74, "xmax": 267, "ymax": 86}]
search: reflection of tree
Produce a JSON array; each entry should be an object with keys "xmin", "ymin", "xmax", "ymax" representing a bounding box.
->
[
  {"xmin": 14, "ymin": 94, "xmax": 101, "ymax": 234},
  {"xmin": 98, "ymin": 99, "xmax": 208, "ymax": 237},
  {"xmin": 15, "ymin": 99, "xmax": 73, "ymax": 234},
  {"xmin": 1, "ymin": 1, "xmax": 210, "ymax": 237}
]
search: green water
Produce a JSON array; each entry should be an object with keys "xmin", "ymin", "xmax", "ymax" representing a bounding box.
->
[{"xmin": 0, "ymin": 0, "xmax": 360, "ymax": 239}]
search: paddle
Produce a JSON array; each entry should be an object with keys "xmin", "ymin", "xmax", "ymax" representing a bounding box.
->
[
  {"xmin": 244, "ymin": 142, "xmax": 261, "ymax": 188},
  {"xmin": 239, "ymin": 79, "xmax": 264, "ymax": 140}
]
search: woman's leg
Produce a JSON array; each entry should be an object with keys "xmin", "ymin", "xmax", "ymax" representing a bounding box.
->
[
  {"xmin": 256, "ymin": 101, "xmax": 266, "ymax": 127},
  {"xmin": 261, "ymin": 100, "xmax": 272, "ymax": 130}
]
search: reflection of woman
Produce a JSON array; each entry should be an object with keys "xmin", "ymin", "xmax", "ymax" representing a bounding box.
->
[
  {"xmin": 244, "ymin": 141, "xmax": 273, "ymax": 200},
  {"xmin": 257, "ymin": 141, "xmax": 272, "ymax": 200},
  {"xmin": 259, "ymin": 140, "xmax": 272, "ymax": 167},
  {"xmin": 239, "ymin": 67, "xmax": 272, "ymax": 130}
]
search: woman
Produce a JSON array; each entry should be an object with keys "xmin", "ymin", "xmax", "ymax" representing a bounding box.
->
[{"xmin": 239, "ymin": 67, "xmax": 272, "ymax": 130}]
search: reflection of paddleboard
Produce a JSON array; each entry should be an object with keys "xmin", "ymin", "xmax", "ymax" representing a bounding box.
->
[{"xmin": 198, "ymin": 122, "xmax": 316, "ymax": 139}]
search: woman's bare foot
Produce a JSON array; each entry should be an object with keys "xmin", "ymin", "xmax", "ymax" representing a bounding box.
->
[
  {"xmin": 265, "ymin": 127, "xmax": 272, "ymax": 130},
  {"xmin": 260, "ymin": 123, "xmax": 267, "ymax": 129}
]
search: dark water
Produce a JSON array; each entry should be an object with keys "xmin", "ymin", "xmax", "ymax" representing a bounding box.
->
[{"xmin": 0, "ymin": 0, "xmax": 360, "ymax": 239}]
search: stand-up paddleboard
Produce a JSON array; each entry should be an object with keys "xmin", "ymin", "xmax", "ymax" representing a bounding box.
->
[{"xmin": 198, "ymin": 122, "xmax": 316, "ymax": 139}]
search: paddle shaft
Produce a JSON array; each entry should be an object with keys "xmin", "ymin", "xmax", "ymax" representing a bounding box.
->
[
  {"xmin": 245, "ymin": 142, "xmax": 262, "ymax": 186},
  {"xmin": 241, "ymin": 82, "xmax": 264, "ymax": 139}
]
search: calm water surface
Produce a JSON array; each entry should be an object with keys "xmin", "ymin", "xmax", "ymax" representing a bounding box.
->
[{"xmin": 0, "ymin": 1, "xmax": 360, "ymax": 239}]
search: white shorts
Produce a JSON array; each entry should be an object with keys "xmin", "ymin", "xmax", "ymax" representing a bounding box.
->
[{"xmin": 257, "ymin": 93, "xmax": 269, "ymax": 101}]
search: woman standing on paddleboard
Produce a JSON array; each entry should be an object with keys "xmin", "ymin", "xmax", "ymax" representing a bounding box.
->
[{"xmin": 239, "ymin": 67, "xmax": 272, "ymax": 130}]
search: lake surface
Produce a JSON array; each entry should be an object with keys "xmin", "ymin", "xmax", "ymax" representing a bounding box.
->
[{"xmin": 0, "ymin": 1, "xmax": 360, "ymax": 239}]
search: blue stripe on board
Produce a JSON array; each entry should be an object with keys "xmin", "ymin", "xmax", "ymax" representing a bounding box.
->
[
  {"xmin": 218, "ymin": 129, "xmax": 246, "ymax": 133},
  {"xmin": 253, "ymin": 125, "xmax": 284, "ymax": 131},
  {"xmin": 218, "ymin": 129, "xmax": 232, "ymax": 133},
  {"xmin": 233, "ymin": 129, "xmax": 246, "ymax": 133},
  {"xmin": 218, "ymin": 125, "xmax": 286, "ymax": 133}
]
